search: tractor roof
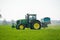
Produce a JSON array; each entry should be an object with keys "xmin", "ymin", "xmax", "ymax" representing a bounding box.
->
[{"xmin": 27, "ymin": 14, "xmax": 36, "ymax": 16}]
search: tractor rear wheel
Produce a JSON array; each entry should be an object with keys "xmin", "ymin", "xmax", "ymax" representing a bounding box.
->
[{"xmin": 31, "ymin": 20, "xmax": 41, "ymax": 30}]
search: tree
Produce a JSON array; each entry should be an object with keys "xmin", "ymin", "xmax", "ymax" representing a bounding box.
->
[{"xmin": 2, "ymin": 19, "xmax": 7, "ymax": 25}]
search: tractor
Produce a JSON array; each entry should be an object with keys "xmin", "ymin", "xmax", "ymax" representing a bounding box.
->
[{"xmin": 12, "ymin": 14, "xmax": 51, "ymax": 30}]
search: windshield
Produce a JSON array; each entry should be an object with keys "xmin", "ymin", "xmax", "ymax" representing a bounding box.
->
[{"xmin": 29, "ymin": 16, "xmax": 36, "ymax": 22}]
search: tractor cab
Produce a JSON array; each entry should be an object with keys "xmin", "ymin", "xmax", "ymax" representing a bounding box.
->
[{"xmin": 25, "ymin": 14, "xmax": 36, "ymax": 23}]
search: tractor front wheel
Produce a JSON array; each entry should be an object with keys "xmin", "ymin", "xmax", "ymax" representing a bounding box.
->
[
  {"xmin": 16, "ymin": 24, "xmax": 25, "ymax": 30},
  {"xmin": 19, "ymin": 24, "xmax": 25, "ymax": 30}
]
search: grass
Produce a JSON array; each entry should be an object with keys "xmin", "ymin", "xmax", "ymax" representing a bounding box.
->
[{"xmin": 0, "ymin": 25, "xmax": 60, "ymax": 40}]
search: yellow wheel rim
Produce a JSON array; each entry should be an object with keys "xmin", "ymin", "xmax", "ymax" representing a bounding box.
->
[
  {"xmin": 34, "ymin": 23, "xmax": 40, "ymax": 29},
  {"xmin": 19, "ymin": 25, "xmax": 24, "ymax": 29}
]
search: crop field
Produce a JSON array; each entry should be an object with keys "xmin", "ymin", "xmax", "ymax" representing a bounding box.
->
[{"xmin": 0, "ymin": 25, "xmax": 60, "ymax": 40}]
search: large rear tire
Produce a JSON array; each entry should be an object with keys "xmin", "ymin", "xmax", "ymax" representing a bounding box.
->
[{"xmin": 30, "ymin": 20, "xmax": 41, "ymax": 30}]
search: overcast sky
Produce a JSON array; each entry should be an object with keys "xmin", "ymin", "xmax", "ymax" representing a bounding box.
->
[{"xmin": 0, "ymin": 0, "xmax": 60, "ymax": 21}]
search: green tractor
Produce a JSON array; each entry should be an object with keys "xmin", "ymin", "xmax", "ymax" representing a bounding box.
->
[{"xmin": 12, "ymin": 14, "xmax": 51, "ymax": 30}]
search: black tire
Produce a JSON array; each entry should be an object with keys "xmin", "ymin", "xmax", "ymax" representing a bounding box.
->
[
  {"xmin": 30, "ymin": 20, "xmax": 41, "ymax": 30},
  {"xmin": 16, "ymin": 24, "xmax": 25, "ymax": 30}
]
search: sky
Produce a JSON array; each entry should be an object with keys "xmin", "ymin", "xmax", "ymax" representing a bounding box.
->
[{"xmin": 0, "ymin": 0, "xmax": 60, "ymax": 21}]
